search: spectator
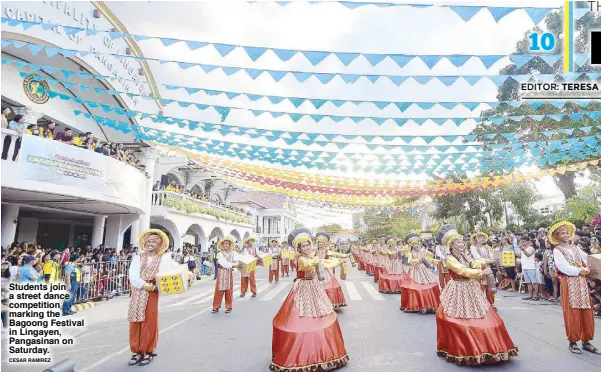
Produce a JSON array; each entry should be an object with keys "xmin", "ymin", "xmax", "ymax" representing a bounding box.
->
[
  {"xmin": 73, "ymin": 132, "xmax": 86, "ymax": 147},
  {"xmin": 519, "ymin": 236, "xmax": 539, "ymax": 301},
  {"xmin": 43, "ymin": 250, "xmax": 61, "ymax": 284},
  {"xmin": 43, "ymin": 121, "xmax": 56, "ymax": 139},
  {"xmin": 2, "ymin": 114, "xmax": 25, "ymax": 161},
  {"xmin": 1, "ymin": 108, "xmax": 10, "ymax": 129},
  {"xmin": 84, "ymin": 132, "xmax": 94, "ymax": 149},
  {"xmin": 109, "ymin": 143, "xmax": 118, "ymax": 157},
  {"xmin": 17, "ymin": 255, "xmax": 40, "ymax": 284},
  {"xmin": 95, "ymin": 143, "xmax": 110, "ymax": 156},
  {"xmin": 25, "ymin": 123, "xmax": 43, "ymax": 137},
  {"xmin": 60, "ymin": 248, "xmax": 71, "ymax": 266},
  {"xmin": 62, "ymin": 254, "xmax": 81, "ymax": 316},
  {"xmin": 54, "ymin": 127, "xmax": 74, "ymax": 144}
]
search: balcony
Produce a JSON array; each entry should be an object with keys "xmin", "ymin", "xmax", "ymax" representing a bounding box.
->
[
  {"xmin": 1, "ymin": 129, "xmax": 147, "ymax": 214},
  {"xmin": 151, "ymin": 191, "xmax": 253, "ymax": 225}
]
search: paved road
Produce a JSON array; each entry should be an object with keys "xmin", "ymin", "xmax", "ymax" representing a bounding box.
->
[{"xmin": 2, "ymin": 266, "xmax": 601, "ymax": 372}]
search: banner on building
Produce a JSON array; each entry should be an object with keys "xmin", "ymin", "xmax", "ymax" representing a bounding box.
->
[{"xmin": 18, "ymin": 135, "xmax": 145, "ymax": 207}]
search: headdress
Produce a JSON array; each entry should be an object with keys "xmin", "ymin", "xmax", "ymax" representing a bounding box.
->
[
  {"xmin": 470, "ymin": 232, "xmax": 489, "ymax": 245},
  {"xmin": 377, "ymin": 234, "xmax": 386, "ymax": 240},
  {"xmin": 386, "ymin": 236, "xmax": 396, "ymax": 245},
  {"xmin": 242, "ymin": 236, "xmax": 256, "ymax": 246},
  {"xmin": 370, "ymin": 238, "xmax": 378, "ymax": 244},
  {"xmin": 315, "ymin": 232, "xmax": 330, "ymax": 243},
  {"xmin": 548, "ymin": 221, "xmax": 576, "ymax": 245},
  {"xmin": 437, "ymin": 224, "xmax": 462, "ymax": 247},
  {"xmin": 217, "ymin": 235, "xmax": 237, "ymax": 251},
  {"xmin": 288, "ymin": 228, "xmax": 313, "ymax": 249},
  {"xmin": 138, "ymin": 229, "xmax": 169, "ymax": 255},
  {"xmin": 269, "ymin": 238, "xmax": 279, "ymax": 244},
  {"xmin": 405, "ymin": 233, "xmax": 420, "ymax": 245}
]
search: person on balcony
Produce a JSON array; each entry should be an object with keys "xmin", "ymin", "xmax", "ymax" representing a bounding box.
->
[
  {"xmin": 2, "ymin": 114, "xmax": 24, "ymax": 161},
  {"xmin": 43, "ymin": 121, "xmax": 55, "ymax": 139},
  {"xmin": 25, "ymin": 124, "xmax": 42, "ymax": 137},
  {"xmin": 72, "ymin": 132, "xmax": 87, "ymax": 147},
  {"xmin": 1, "ymin": 108, "xmax": 10, "ymax": 128},
  {"xmin": 54, "ymin": 127, "xmax": 74, "ymax": 144}
]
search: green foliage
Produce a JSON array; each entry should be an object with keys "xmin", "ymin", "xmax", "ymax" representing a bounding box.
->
[
  {"xmin": 317, "ymin": 223, "xmax": 342, "ymax": 234},
  {"xmin": 554, "ymin": 185, "xmax": 601, "ymax": 227},
  {"xmin": 363, "ymin": 209, "xmax": 421, "ymax": 239},
  {"xmin": 295, "ymin": 222, "xmax": 305, "ymax": 229},
  {"xmin": 432, "ymin": 190, "xmax": 504, "ymax": 231},
  {"xmin": 162, "ymin": 197, "xmax": 253, "ymax": 225},
  {"xmin": 473, "ymin": 10, "xmax": 601, "ymax": 200}
]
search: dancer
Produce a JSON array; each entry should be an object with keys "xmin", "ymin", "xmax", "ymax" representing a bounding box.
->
[
  {"xmin": 268, "ymin": 238, "xmax": 281, "ymax": 284},
  {"xmin": 316, "ymin": 232, "xmax": 347, "ymax": 309},
  {"xmin": 212, "ymin": 235, "xmax": 242, "ymax": 314},
  {"xmin": 270, "ymin": 228, "xmax": 349, "ymax": 371},
  {"xmin": 374, "ymin": 236, "xmax": 392, "ymax": 283},
  {"xmin": 470, "ymin": 232, "xmax": 497, "ymax": 305},
  {"xmin": 550, "ymin": 221, "xmax": 600, "ymax": 355},
  {"xmin": 281, "ymin": 242, "xmax": 291, "ymax": 278},
  {"xmin": 364, "ymin": 239, "xmax": 378, "ymax": 276},
  {"xmin": 400, "ymin": 233, "xmax": 440, "ymax": 314},
  {"xmin": 379, "ymin": 237, "xmax": 407, "ymax": 294},
  {"xmin": 435, "ymin": 242, "xmax": 451, "ymax": 290},
  {"xmin": 240, "ymin": 236, "xmax": 259, "ymax": 298},
  {"xmin": 436, "ymin": 224, "xmax": 518, "ymax": 366},
  {"xmin": 128, "ymin": 229, "xmax": 178, "ymax": 366}
]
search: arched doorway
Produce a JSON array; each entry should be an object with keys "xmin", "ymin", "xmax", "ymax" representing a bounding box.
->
[
  {"xmin": 150, "ymin": 218, "xmax": 180, "ymax": 250},
  {"xmin": 185, "ymin": 223, "xmax": 207, "ymax": 251},
  {"xmin": 207, "ymin": 226, "xmax": 224, "ymax": 252},
  {"xmin": 229, "ymin": 230, "xmax": 241, "ymax": 248}
]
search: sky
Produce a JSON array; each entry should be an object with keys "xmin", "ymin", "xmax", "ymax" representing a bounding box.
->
[{"xmin": 6, "ymin": 1, "xmax": 577, "ymax": 226}]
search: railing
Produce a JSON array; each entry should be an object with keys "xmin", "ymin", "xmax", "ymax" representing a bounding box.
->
[
  {"xmin": 1, "ymin": 128, "xmax": 21, "ymax": 161},
  {"xmin": 152, "ymin": 191, "xmax": 252, "ymax": 221},
  {"xmin": 60, "ymin": 260, "xmax": 132, "ymax": 303}
]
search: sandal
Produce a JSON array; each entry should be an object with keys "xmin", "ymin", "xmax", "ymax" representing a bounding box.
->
[
  {"xmin": 139, "ymin": 353, "xmax": 156, "ymax": 366},
  {"xmin": 128, "ymin": 353, "xmax": 143, "ymax": 366},
  {"xmin": 225, "ymin": 308, "xmax": 232, "ymax": 313},
  {"xmin": 582, "ymin": 343, "xmax": 601, "ymax": 354},
  {"xmin": 569, "ymin": 342, "xmax": 582, "ymax": 354},
  {"xmin": 251, "ymin": 293, "xmax": 257, "ymax": 297},
  {"xmin": 211, "ymin": 309, "xmax": 219, "ymax": 313}
]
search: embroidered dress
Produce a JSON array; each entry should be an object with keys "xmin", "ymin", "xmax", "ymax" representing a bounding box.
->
[
  {"xmin": 400, "ymin": 249, "xmax": 440, "ymax": 314},
  {"xmin": 318, "ymin": 250, "xmax": 347, "ymax": 310},
  {"xmin": 379, "ymin": 247, "xmax": 407, "ymax": 294},
  {"xmin": 271, "ymin": 256, "xmax": 349, "ymax": 372},
  {"xmin": 436, "ymin": 255, "xmax": 517, "ymax": 366}
]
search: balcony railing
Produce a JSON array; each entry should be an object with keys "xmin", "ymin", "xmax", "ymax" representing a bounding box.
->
[{"xmin": 152, "ymin": 191, "xmax": 253, "ymax": 225}]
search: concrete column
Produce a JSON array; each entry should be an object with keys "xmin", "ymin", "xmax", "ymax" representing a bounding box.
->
[
  {"xmin": 17, "ymin": 217, "xmax": 39, "ymax": 243},
  {"xmin": 104, "ymin": 215, "xmax": 124, "ymax": 250},
  {"xmin": 1, "ymin": 204, "xmax": 20, "ymax": 248},
  {"xmin": 129, "ymin": 219, "xmax": 140, "ymax": 246},
  {"xmin": 67, "ymin": 223, "xmax": 75, "ymax": 247},
  {"xmin": 91, "ymin": 215, "xmax": 106, "ymax": 248},
  {"xmin": 139, "ymin": 148, "xmax": 159, "ymax": 232}
]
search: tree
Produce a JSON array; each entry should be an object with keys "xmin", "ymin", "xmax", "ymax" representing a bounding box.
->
[
  {"xmin": 432, "ymin": 190, "xmax": 504, "ymax": 231},
  {"xmin": 499, "ymin": 183, "xmax": 540, "ymax": 223},
  {"xmin": 295, "ymin": 222, "xmax": 305, "ymax": 229},
  {"xmin": 316, "ymin": 223, "xmax": 342, "ymax": 235},
  {"xmin": 554, "ymin": 185, "xmax": 601, "ymax": 226},
  {"xmin": 363, "ymin": 209, "xmax": 421, "ymax": 239},
  {"xmin": 474, "ymin": 8, "xmax": 601, "ymax": 200}
]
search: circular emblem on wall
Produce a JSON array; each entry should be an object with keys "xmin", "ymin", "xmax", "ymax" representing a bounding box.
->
[{"xmin": 22, "ymin": 75, "xmax": 50, "ymax": 104}]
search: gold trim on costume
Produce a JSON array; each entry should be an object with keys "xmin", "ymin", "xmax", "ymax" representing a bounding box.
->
[
  {"xmin": 437, "ymin": 347, "xmax": 518, "ymax": 366},
  {"xmin": 548, "ymin": 221, "xmax": 575, "ymax": 245},
  {"xmin": 292, "ymin": 233, "xmax": 311, "ymax": 249},
  {"xmin": 443, "ymin": 232, "xmax": 462, "ymax": 247},
  {"xmin": 269, "ymin": 354, "xmax": 349, "ymax": 372},
  {"xmin": 470, "ymin": 232, "xmax": 489, "ymax": 245},
  {"xmin": 138, "ymin": 229, "xmax": 169, "ymax": 254}
]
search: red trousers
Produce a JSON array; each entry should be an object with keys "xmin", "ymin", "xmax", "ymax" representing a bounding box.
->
[
  {"xmin": 560, "ymin": 277, "xmax": 595, "ymax": 342},
  {"xmin": 129, "ymin": 291, "xmax": 159, "ymax": 354},
  {"xmin": 213, "ymin": 271, "xmax": 234, "ymax": 310},
  {"xmin": 241, "ymin": 271, "xmax": 257, "ymax": 294},
  {"xmin": 269, "ymin": 268, "xmax": 280, "ymax": 282},
  {"xmin": 281, "ymin": 264, "xmax": 290, "ymax": 274}
]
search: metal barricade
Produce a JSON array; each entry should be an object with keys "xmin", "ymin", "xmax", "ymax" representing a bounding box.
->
[{"xmin": 60, "ymin": 260, "xmax": 132, "ymax": 303}]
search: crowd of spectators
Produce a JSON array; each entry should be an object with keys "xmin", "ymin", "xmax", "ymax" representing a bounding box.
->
[{"xmin": 1, "ymin": 109, "xmax": 148, "ymax": 176}]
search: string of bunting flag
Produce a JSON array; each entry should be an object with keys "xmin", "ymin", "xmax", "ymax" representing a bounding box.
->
[
  {"xmin": 3, "ymin": 15, "xmax": 587, "ymax": 68},
  {"xmin": 7, "ymin": 58, "xmax": 600, "ymax": 113},
  {"xmin": 1, "ymin": 39, "xmax": 593, "ymax": 84}
]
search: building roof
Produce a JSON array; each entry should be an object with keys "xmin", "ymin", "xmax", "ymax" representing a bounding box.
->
[{"xmin": 229, "ymin": 191, "xmax": 287, "ymax": 210}]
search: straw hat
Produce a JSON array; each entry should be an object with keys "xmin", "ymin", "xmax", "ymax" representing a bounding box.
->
[
  {"xmin": 470, "ymin": 232, "xmax": 489, "ymax": 245},
  {"xmin": 217, "ymin": 235, "xmax": 237, "ymax": 251},
  {"xmin": 138, "ymin": 229, "xmax": 170, "ymax": 255},
  {"xmin": 548, "ymin": 221, "xmax": 576, "ymax": 245}
]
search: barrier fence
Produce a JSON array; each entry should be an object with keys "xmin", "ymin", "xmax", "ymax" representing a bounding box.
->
[{"xmin": 60, "ymin": 260, "xmax": 132, "ymax": 303}]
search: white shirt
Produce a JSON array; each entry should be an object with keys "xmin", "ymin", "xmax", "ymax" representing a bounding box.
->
[
  {"xmin": 435, "ymin": 245, "xmax": 447, "ymax": 261},
  {"xmin": 520, "ymin": 248, "xmax": 536, "ymax": 270},
  {"xmin": 553, "ymin": 246, "xmax": 588, "ymax": 276},
  {"xmin": 470, "ymin": 245, "xmax": 491, "ymax": 261},
  {"xmin": 217, "ymin": 251, "xmax": 242, "ymax": 269},
  {"xmin": 128, "ymin": 254, "xmax": 178, "ymax": 289}
]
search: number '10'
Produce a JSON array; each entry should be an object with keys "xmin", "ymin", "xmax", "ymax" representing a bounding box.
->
[{"xmin": 529, "ymin": 32, "xmax": 555, "ymax": 51}]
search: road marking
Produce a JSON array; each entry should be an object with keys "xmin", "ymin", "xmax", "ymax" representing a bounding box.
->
[
  {"xmin": 168, "ymin": 288, "xmax": 214, "ymax": 307},
  {"xmin": 361, "ymin": 281, "xmax": 385, "ymax": 301},
  {"xmin": 344, "ymin": 281, "xmax": 362, "ymax": 301},
  {"xmin": 261, "ymin": 282, "xmax": 290, "ymax": 301},
  {"xmin": 239, "ymin": 282, "xmax": 272, "ymax": 301}
]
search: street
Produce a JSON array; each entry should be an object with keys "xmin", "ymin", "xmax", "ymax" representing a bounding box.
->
[{"xmin": 2, "ymin": 265, "xmax": 601, "ymax": 372}]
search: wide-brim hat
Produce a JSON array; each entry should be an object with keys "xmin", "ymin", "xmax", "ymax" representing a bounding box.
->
[
  {"xmin": 386, "ymin": 236, "xmax": 396, "ymax": 245},
  {"xmin": 316, "ymin": 232, "xmax": 330, "ymax": 243},
  {"xmin": 288, "ymin": 228, "xmax": 312, "ymax": 249},
  {"xmin": 269, "ymin": 238, "xmax": 279, "ymax": 244},
  {"xmin": 548, "ymin": 221, "xmax": 576, "ymax": 245},
  {"xmin": 242, "ymin": 236, "xmax": 256, "ymax": 246},
  {"xmin": 405, "ymin": 233, "xmax": 420, "ymax": 245},
  {"xmin": 218, "ymin": 235, "xmax": 237, "ymax": 251},
  {"xmin": 370, "ymin": 238, "xmax": 378, "ymax": 243},
  {"xmin": 470, "ymin": 232, "xmax": 489, "ymax": 245},
  {"xmin": 138, "ymin": 229, "xmax": 170, "ymax": 255}
]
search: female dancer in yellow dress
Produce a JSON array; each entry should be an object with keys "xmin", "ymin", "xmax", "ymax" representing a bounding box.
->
[
  {"xmin": 271, "ymin": 228, "xmax": 349, "ymax": 371},
  {"xmin": 316, "ymin": 232, "xmax": 348, "ymax": 310},
  {"xmin": 400, "ymin": 233, "xmax": 440, "ymax": 314},
  {"xmin": 379, "ymin": 237, "xmax": 407, "ymax": 294},
  {"xmin": 436, "ymin": 224, "xmax": 518, "ymax": 366}
]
